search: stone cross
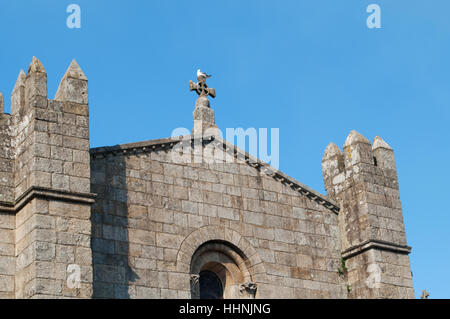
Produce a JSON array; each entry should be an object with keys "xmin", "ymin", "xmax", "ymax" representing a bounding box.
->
[
  {"xmin": 190, "ymin": 71, "xmax": 218, "ymax": 135},
  {"xmin": 421, "ymin": 290, "xmax": 430, "ymax": 299},
  {"xmin": 189, "ymin": 80, "xmax": 216, "ymax": 99}
]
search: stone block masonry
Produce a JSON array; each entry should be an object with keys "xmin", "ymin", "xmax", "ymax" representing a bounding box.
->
[
  {"xmin": 0, "ymin": 57, "xmax": 95, "ymax": 298},
  {"xmin": 322, "ymin": 131, "xmax": 414, "ymax": 298},
  {"xmin": 0, "ymin": 57, "xmax": 414, "ymax": 299},
  {"xmin": 90, "ymin": 139, "xmax": 347, "ymax": 298}
]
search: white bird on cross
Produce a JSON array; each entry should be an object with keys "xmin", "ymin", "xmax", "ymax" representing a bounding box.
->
[{"xmin": 197, "ymin": 69, "xmax": 211, "ymax": 82}]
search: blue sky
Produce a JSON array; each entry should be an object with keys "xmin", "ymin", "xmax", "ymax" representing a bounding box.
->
[{"xmin": 1, "ymin": 0, "xmax": 449, "ymax": 298}]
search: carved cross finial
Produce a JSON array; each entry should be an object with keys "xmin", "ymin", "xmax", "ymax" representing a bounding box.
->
[
  {"xmin": 421, "ymin": 290, "xmax": 430, "ymax": 299},
  {"xmin": 189, "ymin": 80, "xmax": 215, "ymax": 99},
  {"xmin": 189, "ymin": 69, "xmax": 215, "ymax": 104}
]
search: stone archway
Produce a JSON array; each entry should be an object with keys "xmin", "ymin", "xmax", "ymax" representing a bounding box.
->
[
  {"xmin": 175, "ymin": 225, "xmax": 266, "ymax": 299},
  {"xmin": 190, "ymin": 240, "xmax": 255, "ymax": 299}
]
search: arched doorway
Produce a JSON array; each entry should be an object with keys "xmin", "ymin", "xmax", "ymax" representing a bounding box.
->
[{"xmin": 189, "ymin": 240, "xmax": 257, "ymax": 299}]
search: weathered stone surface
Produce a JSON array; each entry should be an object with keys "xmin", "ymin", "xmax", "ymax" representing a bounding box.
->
[
  {"xmin": 55, "ymin": 60, "xmax": 88, "ymax": 105},
  {"xmin": 322, "ymin": 131, "xmax": 413, "ymax": 299},
  {"xmin": 0, "ymin": 60, "xmax": 413, "ymax": 299},
  {"xmin": 0, "ymin": 57, "xmax": 94, "ymax": 299}
]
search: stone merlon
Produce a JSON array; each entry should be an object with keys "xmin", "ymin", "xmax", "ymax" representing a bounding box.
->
[
  {"xmin": 27, "ymin": 56, "xmax": 46, "ymax": 74},
  {"xmin": 322, "ymin": 142, "xmax": 342, "ymax": 161},
  {"xmin": 343, "ymin": 130, "xmax": 370, "ymax": 147},
  {"xmin": 372, "ymin": 135, "xmax": 393, "ymax": 150},
  {"xmin": 55, "ymin": 59, "xmax": 88, "ymax": 104}
]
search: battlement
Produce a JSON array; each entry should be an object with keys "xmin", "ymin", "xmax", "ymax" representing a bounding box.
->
[
  {"xmin": 0, "ymin": 57, "xmax": 91, "ymax": 202},
  {"xmin": 1, "ymin": 57, "xmax": 87, "ymax": 117},
  {"xmin": 0, "ymin": 57, "xmax": 94, "ymax": 298},
  {"xmin": 322, "ymin": 130, "xmax": 406, "ymax": 248},
  {"xmin": 321, "ymin": 130, "xmax": 413, "ymax": 298},
  {"xmin": 322, "ymin": 130, "xmax": 398, "ymax": 201}
]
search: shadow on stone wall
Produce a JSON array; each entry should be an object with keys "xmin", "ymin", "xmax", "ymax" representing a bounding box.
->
[{"xmin": 90, "ymin": 153, "xmax": 138, "ymax": 298}]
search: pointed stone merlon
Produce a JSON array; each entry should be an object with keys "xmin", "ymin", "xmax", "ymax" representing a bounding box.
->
[
  {"xmin": 321, "ymin": 142, "xmax": 344, "ymax": 199},
  {"xmin": 11, "ymin": 70, "xmax": 26, "ymax": 115},
  {"xmin": 55, "ymin": 59, "xmax": 88, "ymax": 105},
  {"xmin": 323, "ymin": 131, "xmax": 375, "ymax": 197},
  {"xmin": 343, "ymin": 130, "xmax": 374, "ymax": 168},
  {"xmin": 0, "ymin": 92, "xmax": 4, "ymax": 113},
  {"xmin": 372, "ymin": 136, "xmax": 396, "ymax": 170},
  {"xmin": 25, "ymin": 57, "xmax": 47, "ymax": 109}
]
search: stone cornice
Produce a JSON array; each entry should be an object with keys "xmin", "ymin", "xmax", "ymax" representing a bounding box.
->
[
  {"xmin": 341, "ymin": 239, "xmax": 412, "ymax": 259},
  {"xmin": 90, "ymin": 136, "xmax": 188, "ymax": 157},
  {"xmin": 0, "ymin": 186, "xmax": 96, "ymax": 213},
  {"xmin": 90, "ymin": 135, "xmax": 340, "ymax": 214}
]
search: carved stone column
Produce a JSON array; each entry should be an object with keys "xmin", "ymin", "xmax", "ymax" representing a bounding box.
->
[{"xmin": 190, "ymin": 274, "xmax": 200, "ymax": 299}]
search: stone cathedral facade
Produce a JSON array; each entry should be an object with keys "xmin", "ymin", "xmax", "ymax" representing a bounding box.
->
[{"xmin": 0, "ymin": 57, "xmax": 414, "ymax": 299}]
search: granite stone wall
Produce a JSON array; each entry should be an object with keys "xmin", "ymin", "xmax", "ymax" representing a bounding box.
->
[
  {"xmin": 0, "ymin": 57, "xmax": 414, "ymax": 299},
  {"xmin": 90, "ymin": 138, "xmax": 348, "ymax": 299}
]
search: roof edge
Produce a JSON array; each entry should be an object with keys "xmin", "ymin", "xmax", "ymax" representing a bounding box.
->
[{"xmin": 90, "ymin": 135, "xmax": 340, "ymax": 214}]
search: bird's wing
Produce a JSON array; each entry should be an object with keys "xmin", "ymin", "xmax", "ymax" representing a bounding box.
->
[{"xmin": 197, "ymin": 70, "xmax": 211, "ymax": 78}]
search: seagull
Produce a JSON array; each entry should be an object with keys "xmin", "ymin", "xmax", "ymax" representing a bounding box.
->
[{"xmin": 197, "ymin": 69, "xmax": 211, "ymax": 82}]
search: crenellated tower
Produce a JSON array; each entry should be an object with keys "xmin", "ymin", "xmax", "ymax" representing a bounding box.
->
[
  {"xmin": 322, "ymin": 130, "xmax": 414, "ymax": 298},
  {"xmin": 0, "ymin": 57, "xmax": 95, "ymax": 298}
]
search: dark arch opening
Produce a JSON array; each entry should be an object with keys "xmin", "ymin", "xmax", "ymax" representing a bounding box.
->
[
  {"xmin": 189, "ymin": 240, "xmax": 256, "ymax": 299},
  {"xmin": 199, "ymin": 270, "xmax": 223, "ymax": 299}
]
